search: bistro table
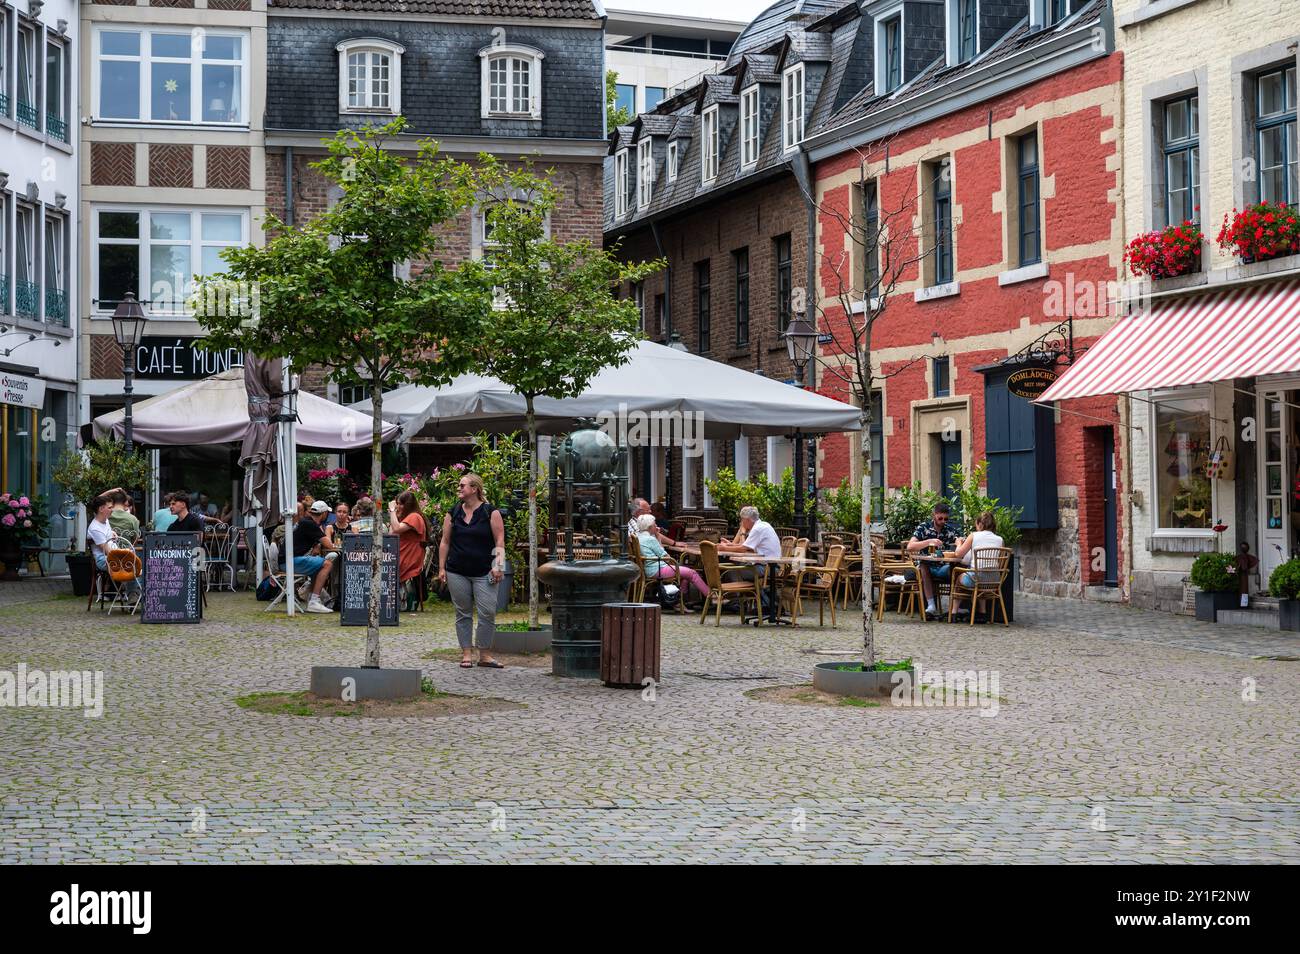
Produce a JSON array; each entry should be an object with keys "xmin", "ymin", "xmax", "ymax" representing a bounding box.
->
[{"xmin": 668, "ymin": 542, "xmax": 805, "ymax": 625}]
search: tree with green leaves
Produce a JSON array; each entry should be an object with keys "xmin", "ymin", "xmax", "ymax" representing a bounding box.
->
[
  {"xmin": 470, "ymin": 157, "xmax": 663, "ymax": 628},
  {"xmin": 193, "ymin": 120, "xmax": 494, "ymax": 667},
  {"xmin": 606, "ymin": 70, "xmax": 632, "ymax": 130}
]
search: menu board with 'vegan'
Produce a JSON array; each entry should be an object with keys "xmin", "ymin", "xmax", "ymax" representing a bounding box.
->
[
  {"xmin": 141, "ymin": 532, "xmax": 203, "ymax": 624},
  {"xmin": 340, "ymin": 534, "xmax": 400, "ymax": 627}
]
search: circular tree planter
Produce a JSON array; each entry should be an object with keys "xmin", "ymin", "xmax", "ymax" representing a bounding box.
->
[
  {"xmin": 491, "ymin": 624, "xmax": 552, "ymax": 654},
  {"xmin": 812, "ymin": 661, "xmax": 916, "ymax": 698}
]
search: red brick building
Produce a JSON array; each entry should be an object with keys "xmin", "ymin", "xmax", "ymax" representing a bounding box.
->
[{"xmin": 806, "ymin": 0, "xmax": 1126, "ymax": 598}]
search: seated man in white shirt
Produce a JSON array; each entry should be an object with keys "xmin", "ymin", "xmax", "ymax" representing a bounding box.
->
[
  {"xmin": 628, "ymin": 497, "xmax": 673, "ymax": 546},
  {"xmin": 717, "ymin": 506, "xmax": 781, "ymax": 611}
]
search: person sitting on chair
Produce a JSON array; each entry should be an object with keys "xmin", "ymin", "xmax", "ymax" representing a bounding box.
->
[
  {"xmin": 105, "ymin": 490, "xmax": 141, "ymax": 544},
  {"xmin": 628, "ymin": 497, "xmax": 673, "ymax": 545},
  {"xmin": 166, "ymin": 492, "xmax": 207, "ymax": 534},
  {"xmin": 716, "ymin": 506, "xmax": 780, "ymax": 611},
  {"xmin": 636, "ymin": 514, "xmax": 709, "ymax": 607},
  {"xmin": 293, "ymin": 500, "xmax": 340, "ymax": 613},
  {"xmin": 948, "ymin": 510, "xmax": 1004, "ymax": 621},
  {"xmin": 907, "ymin": 501, "xmax": 961, "ymax": 620}
]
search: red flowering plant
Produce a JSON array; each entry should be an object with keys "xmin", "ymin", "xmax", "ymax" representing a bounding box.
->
[
  {"xmin": 1124, "ymin": 221, "xmax": 1204, "ymax": 279},
  {"xmin": 301, "ymin": 467, "xmax": 359, "ymax": 504},
  {"xmin": 1216, "ymin": 201, "xmax": 1300, "ymax": 262}
]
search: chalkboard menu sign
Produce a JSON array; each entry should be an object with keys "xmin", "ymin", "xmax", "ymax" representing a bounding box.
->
[
  {"xmin": 340, "ymin": 534, "xmax": 399, "ymax": 627},
  {"xmin": 141, "ymin": 532, "xmax": 203, "ymax": 624}
]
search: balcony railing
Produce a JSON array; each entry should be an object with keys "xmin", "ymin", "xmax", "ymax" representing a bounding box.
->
[
  {"xmin": 15, "ymin": 280, "xmax": 40, "ymax": 319},
  {"xmin": 0, "ymin": 92, "xmax": 9, "ymax": 119},
  {"xmin": 16, "ymin": 99, "xmax": 39, "ymax": 130},
  {"xmin": 46, "ymin": 114, "xmax": 68, "ymax": 143},
  {"xmin": 0, "ymin": 274, "xmax": 8, "ymax": 315},
  {"xmin": 45, "ymin": 288, "xmax": 69, "ymax": 327}
]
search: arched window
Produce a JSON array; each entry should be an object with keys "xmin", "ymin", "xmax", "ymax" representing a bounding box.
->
[
  {"xmin": 336, "ymin": 38, "xmax": 404, "ymax": 115},
  {"xmin": 479, "ymin": 44, "xmax": 544, "ymax": 119}
]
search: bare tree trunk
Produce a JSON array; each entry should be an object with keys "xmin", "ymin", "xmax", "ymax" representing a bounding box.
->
[
  {"xmin": 366, "ymin": 379, "xmax": 383, "ymax": 668},
  {"xmin": 526, "ymin": 395, "xmax": 539, "ymax": 630},
  {"xmin": 860, "ymin": 333, "xmax": 875, "ymax": 671}
]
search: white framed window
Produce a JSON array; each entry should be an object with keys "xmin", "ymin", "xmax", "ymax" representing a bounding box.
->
[
  {"xmin": 0, "ymin": 194, "xmax": 7, "ymax": 311},
  {"xmin": 336, "ymin": 38, "xmax": 404, "ymax": 115},
  {"xmin": 45, "ymin": 37, "xmax": 69, "ymax": 142},
  {"xmin": 740, "ymin": 84, "xmax": 760, "ymax": 167},
  {"xmin": 636, "ymin": 138, "xmax": 654, "ymax": 210},
  {"xmin": 14, "ymin": 202, "xmax": 38, "ymax": 318},
  {"xmin": 701, "ymin": 105, "xmax": 719, "ymax": 183},
  {"xmin": 614, "ymin": 149, "xmax": 629, "ymax": 217},
  {"xmin": 782, "ymin": 65, "xmax": 804, "ymax": 152},
  {"xmin": 1150, "ymin": 389, "xmax": 1213, "ymax": 533},
  {"xmin": 0, "ymin": 9, "xmax": 8, "ymax": 120},
  {"xmin": 16, "ymin": 18, "xmax": 36, "ymax": 128},
  {"xmin": 93, "ymin": 207, "xmax": 249, "ymax": 315},
  {"xmin": 874, "ymin": 5, "xmax": 905, "ymax": 95},
  {"xmin": 479, "ymin": 45, "xmax": 544, "ymax": 119},
  {"xmin": 94, "ymin": 28, "xmax": 249, "ymax": 125},
  {"xmin": 667, "ymin": 141, "xmax": 678, "ymax": 182},
  {"xmin": 946, "ymin": 0, "xmax": 979, "ymax": 67},
  {"xmin": 43, "ymin": 211, "xmax": 68, "ymax": 326}
]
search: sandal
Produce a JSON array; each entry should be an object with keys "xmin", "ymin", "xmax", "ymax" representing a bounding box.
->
[
  {"xmin": 459, "ymin": 659, "xmax": 473, "ymax": 668},
  {"xmin": 477, "ymin": 660, "xmax": 505, "ymax": 669}
]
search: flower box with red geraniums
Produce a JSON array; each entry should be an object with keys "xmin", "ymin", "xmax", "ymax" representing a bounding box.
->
[
  {"xmin": 1216, "ymin": 201, "xmax": 1300, "ymax": 264},
  {"xmin": 1124, "ymin": 221, "xmax": 1204, "ymax": 280}
]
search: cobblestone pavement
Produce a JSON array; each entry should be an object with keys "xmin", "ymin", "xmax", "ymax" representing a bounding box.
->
[{"xmin": 1, "ymin": 591, "xmax": 1296, "ymax": 863}]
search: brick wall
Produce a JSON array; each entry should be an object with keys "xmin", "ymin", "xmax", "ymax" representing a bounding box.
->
[{"xmin": 814, "ymin": 52, "xmax": 1127, "ymax": 596}]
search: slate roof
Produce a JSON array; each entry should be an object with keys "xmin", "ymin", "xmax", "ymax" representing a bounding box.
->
[
  {"xmin": 268, "ymin": 0, "xmax": 602, "ymax": 17},
  {"xmin": 606, "ymin": 0, "xmax": 1111, "ymax": 234}
]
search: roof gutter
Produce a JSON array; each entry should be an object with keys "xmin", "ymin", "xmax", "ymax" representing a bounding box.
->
[{"xmin": 802, "ymin": 16, "xmax": 1113, "ymax": 162}]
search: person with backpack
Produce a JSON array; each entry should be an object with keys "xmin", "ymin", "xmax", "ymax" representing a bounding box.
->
[{"xmin": 436, "ymin": 472, "xmax": 506, "ymax": 669}]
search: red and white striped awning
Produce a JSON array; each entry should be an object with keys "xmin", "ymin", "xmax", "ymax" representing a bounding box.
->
[{"xmin": 1039, "ymin": 277, "xmax": 1300, "ymax": 402}]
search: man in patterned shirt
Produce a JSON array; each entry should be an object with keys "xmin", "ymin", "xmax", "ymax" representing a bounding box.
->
[{"xmin": 906, "ymin": 501, "xmax": 961, "ymax": 619}]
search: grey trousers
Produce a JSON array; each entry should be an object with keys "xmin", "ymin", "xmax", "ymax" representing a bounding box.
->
[{"xmin": 447, "ymin": 571, "xmax": 497, "ymax": 650}]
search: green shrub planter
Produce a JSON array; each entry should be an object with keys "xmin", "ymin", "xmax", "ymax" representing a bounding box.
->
[
  {"xmin": 491, "ymin": 624, "xmax": 551, "ymax": 653},
  {"xmin": 811, "ymin": 661, "xmax": 916, "ymax": 698}
]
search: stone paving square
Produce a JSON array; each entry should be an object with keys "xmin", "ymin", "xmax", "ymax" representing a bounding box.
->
[{"xmin": 0, "ymin": 590, "xmax": 1296, "ymax": 863}]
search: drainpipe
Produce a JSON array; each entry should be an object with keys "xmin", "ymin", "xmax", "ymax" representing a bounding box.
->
[{"xmin": 284, "ymin": 146, "xmax": 295, "ymax": 227}]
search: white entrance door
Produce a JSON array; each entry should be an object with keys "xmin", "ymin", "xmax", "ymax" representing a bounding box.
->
[{"xmin": 1257, "ymin": 386, "xmax": 1297, "ymax": 582}]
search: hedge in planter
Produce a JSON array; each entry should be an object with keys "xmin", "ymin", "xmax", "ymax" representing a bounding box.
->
[
  {"xmin": 1189, "ymin": 552, "xmax": 1239, "ymax": 622},
  {"xmin": 1267, "ymin": 558, "xmax": 1300, "ymax": 632}
]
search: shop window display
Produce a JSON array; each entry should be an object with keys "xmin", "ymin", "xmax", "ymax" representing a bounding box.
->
[{"xmin": 1154, "ymin": 395, "xmax": 1211, "ymax": 530}]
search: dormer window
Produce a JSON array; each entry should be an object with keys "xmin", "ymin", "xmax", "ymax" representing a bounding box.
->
[
  {"xmin": 947, "ymin": 0, "xmax": 978, "ymax": 66},
  {"xmin": 782, "ymin": 65, "xmax": 804, "ymax": 152},
  {"xmin": 879, "ymin": 14, "xmax": 903, "ymax": 93},
  {"xmin": 668, "ymin": 141, "xmax": 679, "ymax": 182},
  {"xmin": 701, "ymin": 105, "xmax": 719, "ymax": 183},
  {"xmin": 740, "ymin": 84, "xmax": 760, "ymax": 167},
  {"xmin": 337, "ymin": 38, "xmax": 403, "ymax": 115},
  {"xmin": 615, "ymin": 148, "xmax": 629, "ymax": 217},
  {"xmin": 480, "ymin": 44, "xmax": 544, "ymax": 119},
  {"xmin": 637, "ymin": 138, "xmax": 654, "ymax": 210}
]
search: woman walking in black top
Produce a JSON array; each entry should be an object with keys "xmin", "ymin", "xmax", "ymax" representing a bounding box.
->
[{"xmin": 438, "ymin": 472, "xmax": 507, "ymax": 668}]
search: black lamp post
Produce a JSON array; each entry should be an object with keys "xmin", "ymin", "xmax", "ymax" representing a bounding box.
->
[
  {"xmin": 783, "ymin": 311, "xmax": 818, "ymax": 535},
  {"xmin": 111, "ymin": 292, "xmax": 148, "ymax": 453}
]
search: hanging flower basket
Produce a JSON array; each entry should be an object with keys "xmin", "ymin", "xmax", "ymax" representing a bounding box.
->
[
  {"xmin": 1216, "ymin": 201, "xmax": 1300, "ymax": 263},
  {"xmin": 1123, "ymin": 221, "xmax": 1203, "ymax": 279}
]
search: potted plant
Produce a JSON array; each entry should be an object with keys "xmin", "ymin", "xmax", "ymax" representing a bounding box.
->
[
  {"xmin": 0, "ymin": 493, "xmax": 43, "ymax": 581},
  {"xmin": 491, "ymin": 619, "xmax": 551, "ymax": 654},
  {"xmin": 1267, "ymin": 558, "xmax": 1300, "ymax": 631},
  {"xmin": 1124, "ymin": 221, "xmax": 1203, "ymax": 279},
  {"xmin": 1190, "ymin": 552, "xmax": 1238, "ymax": 622},
  {"xmin": 1216, "ymin": 201, "xmax": 1300, "ymax": 264},
  {"xmin": 52, "ymin": 440, "xmax": 154, "ymax": 595}
]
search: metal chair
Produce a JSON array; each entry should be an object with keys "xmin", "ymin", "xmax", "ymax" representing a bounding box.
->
[
  {"xmin": 105, "ymin": 549, "xmax": 144, "ymax": 616},
  {"xmin": 948, "ymin": 547, "xmax": 1013, "ymax": 625},
  {"xmin": 203, "ymin": 525, "xmax": 237, "ymax": 592}
]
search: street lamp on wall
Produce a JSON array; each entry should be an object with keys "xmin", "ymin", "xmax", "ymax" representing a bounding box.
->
[
  {"xmin": 783, "ymin": 310, "xmax": 819, "ymax": 536},
  {"xmin": 111, "ymin": 292, "xmax": 148, "ymax": 453}
]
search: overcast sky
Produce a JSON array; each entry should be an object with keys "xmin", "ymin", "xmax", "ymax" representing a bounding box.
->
[{"xmin": 606, "ymin": 0, "xmax": 774, "ymax": 26}]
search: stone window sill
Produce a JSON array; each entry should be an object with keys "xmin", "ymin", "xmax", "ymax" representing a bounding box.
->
[
  {"xmin": 1117, "ymin": 0, "xmax": 1202, "ymax": 30},
  {"xmin": 914, "ymin": 282, "xmax": 960, "ymax": 303},
  {"xmin": 1147, "ymin": 533, "xmax": 1216, "ymax": 554},
  {"xmin": 997, "ymin": 261, "xmax": 1048, "ymax": 286}
]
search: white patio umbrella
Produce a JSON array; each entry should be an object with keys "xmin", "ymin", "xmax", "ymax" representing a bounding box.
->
[{"xmin": 356, "ymin": 339, "xmax": 861, "ymax": 439}]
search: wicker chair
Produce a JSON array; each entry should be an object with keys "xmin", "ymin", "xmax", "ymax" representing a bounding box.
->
[
  {"xmin": 947, "ymin": 547, "xmax": 1013, "ymax": 625},
  {"xmin": 876, "ymin": 548, "xmax": 922, "ymax": 621},
  {"xmin": 793, "ymin": 544, "xmax": 845, "ymax": 626},
  {"xmin": 696, "ymin": 540, "xmax": 762, "ymax": 626},
  {"xmin": 777, "ymin": 543, "xmax": 809, "ymax": 623}
]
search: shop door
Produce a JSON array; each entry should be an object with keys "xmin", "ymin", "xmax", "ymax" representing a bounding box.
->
[
  {"xmin": 1258, "ymin": 387, "xmax": 1297, "ymax": 581},
  {"xmin": 940, "ymin": 433, "xmax": 963, "ymax": 496},
  {"xmin": 1101, "ymin": 429, "xmax": 1119, "ymax": 586}
]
